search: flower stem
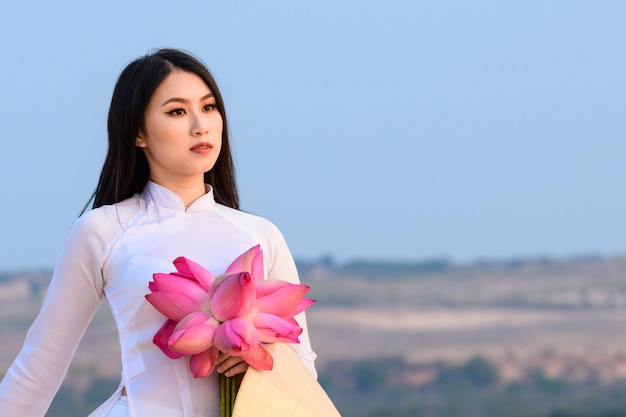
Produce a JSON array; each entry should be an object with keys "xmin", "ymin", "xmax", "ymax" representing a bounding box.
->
[{"xmin": 220, "ymin": 373, "xmax": 238, "ymax": 417}]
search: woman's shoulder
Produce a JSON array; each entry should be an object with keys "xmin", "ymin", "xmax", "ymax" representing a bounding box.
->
[
  {"xmin": 214, "ymin": 204, "xmax": 297, "ymax": 275},
  {"xmin": 73, "ymin": 196, "xmax": 141, "ymax": 236},
  {"xmin": 214, "ymin": 203, "xmax": 284, "ymax": 239}
]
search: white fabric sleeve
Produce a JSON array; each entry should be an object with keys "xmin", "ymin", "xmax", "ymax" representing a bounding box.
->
[
  {"xmin": 0, "ymin": 212, "xmax": 109, "ymax": 416},
  {"xmin": 264, "ymin": 223, "xmax": 318, "ymax": 379}
]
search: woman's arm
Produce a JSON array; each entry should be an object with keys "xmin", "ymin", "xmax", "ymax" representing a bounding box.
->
[
  {"xmin": 0, "ymin": 212, "xmax": 110, "ymax": 416},
  {"xmin": 264, "ymin": 225, "xmax": 318, "ymax": 379}
]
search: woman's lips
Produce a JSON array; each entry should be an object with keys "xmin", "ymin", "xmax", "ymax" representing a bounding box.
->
[{"xmin": 190, "ymin": 142, "xmax": 213, "ymax": 154}]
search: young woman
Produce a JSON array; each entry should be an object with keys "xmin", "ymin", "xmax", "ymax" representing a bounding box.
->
[{"xmin": 0, "ymin": 49, "xmax": 317, "ymax": 416}]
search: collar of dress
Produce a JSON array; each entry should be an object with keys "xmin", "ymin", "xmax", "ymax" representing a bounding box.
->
[{"xmin": 140, "ymin": 181, "xmax": 216, "ymax": 213}]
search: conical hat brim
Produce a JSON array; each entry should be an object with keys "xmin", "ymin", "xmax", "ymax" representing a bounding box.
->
[{"xmin": 233, "ymin": 343, "xmax": 341, "ymax": 417}]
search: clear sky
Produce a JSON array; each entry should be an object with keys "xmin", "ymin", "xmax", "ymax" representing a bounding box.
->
[{"xmin": 1, "ymin": 1, "xmax": 624, "ymax": 269}]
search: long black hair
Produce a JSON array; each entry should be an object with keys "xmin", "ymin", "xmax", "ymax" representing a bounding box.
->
[{"xmin": 87, "ymin": 48, "xmax": 238, "ymax": 211}]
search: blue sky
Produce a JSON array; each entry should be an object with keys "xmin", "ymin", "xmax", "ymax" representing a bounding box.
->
[{"xmin": 1, "ymin": 1, "xmax": 624, "ymax": 269}]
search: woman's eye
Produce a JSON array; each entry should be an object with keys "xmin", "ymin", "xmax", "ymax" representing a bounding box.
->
[
  {"xmin": 168, "ymin": 108, "xmax": 185, "ymax": 116},
  {"xmin": 204, "ymin": 103, "xmax": 216, "ymax": 112}
]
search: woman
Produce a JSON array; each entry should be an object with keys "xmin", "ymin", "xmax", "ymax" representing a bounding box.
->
[{"xmin": 0, "ymin": 49, "xmax": 317, "ymax": 416}]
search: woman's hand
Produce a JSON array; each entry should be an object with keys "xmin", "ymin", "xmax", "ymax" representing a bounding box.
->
[{"xmin": 216, "ymin": 352, "xmax": 249, "ymax": 377}]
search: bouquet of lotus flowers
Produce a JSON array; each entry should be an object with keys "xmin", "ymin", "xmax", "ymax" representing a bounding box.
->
[{"xmin": 145, "ymin": 245, "xmax": 315, "ymax": 417}]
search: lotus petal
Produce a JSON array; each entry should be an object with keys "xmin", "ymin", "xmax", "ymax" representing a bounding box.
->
[
  {"xmin": 207, "ymin": 273, "xmax": 229, "ymax": 300},
  {"xmin": 168, "ymin": 312, "xmax": 219, "ymax": 355},
  {"xmin": 254, "ymin": 281, "xmax": 312, "ymax": 317},
  {"xmin": 153, "ymin": 319, "xmax": 185, "ymax": 359},
  {"xmin": 175, "ymin": 311, "xmax": 215, "ymax": 328},
  {"xmin": 241, "ymin": 344, "xmax": 274, "ymax": 370},
  {"xmin": 254, "ymin": 279, "xmax": 291, "ymax": 297},
  {"xmin": 173, "ymin": 256, "xmax": 215, "ymax": 291},
  {"xmin": 248, "ymin": 312, "xmax": 302, "ymax": 344},
  {"xmin": 289, "ymin": 297, "xmax": 317, "ymax": 317},
  {"xmin": 189, "ymin": 346, "xmax": 220, "ymax": 378},
  {"xmin": 249, "ymin": 248, "xmax": 265, "ymax": 282},
  {"xmin": 213, "ymin": 318, "xmax": 258, "ymax": 356},
  {"xmin": 225, "ymin": 245, "xmax": 263, "ymax": 280},
  {"xmin": 145, "ymin": 290, "xmax": 205, "ymax": 322},
  {"xmin": 151, "ymin": 273, "xmax": 208, "ymax": 303},
  {"xmin": 210, "ymin": 272, "xmax": 255, "ymax": 321}
]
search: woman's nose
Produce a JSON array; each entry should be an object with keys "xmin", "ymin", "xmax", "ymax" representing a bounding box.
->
[{"xmin": 191, "ymin": 115, "xmax": 209, "ymax": 136}]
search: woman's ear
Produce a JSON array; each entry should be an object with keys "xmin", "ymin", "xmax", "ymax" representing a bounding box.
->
[{"xmin": 136, "ymin": 134, "xmax": 146, "ymax": 148}]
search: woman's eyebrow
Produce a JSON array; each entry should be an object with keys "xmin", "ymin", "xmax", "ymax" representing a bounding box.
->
[{"xmin": 161, "ymin": 93, "xmax": 215, "ymax": 106}]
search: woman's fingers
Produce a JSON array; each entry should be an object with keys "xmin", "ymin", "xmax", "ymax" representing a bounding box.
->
[
  {"xmin": 216, "ymin": 353, "xmax": 249, "ymax": 377},
  {"xmin": 225, "ymin": 361, "xmax": 249, "ymax": 377}
]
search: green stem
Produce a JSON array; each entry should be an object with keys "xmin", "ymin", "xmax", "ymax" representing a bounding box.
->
[
  {"xmin": 230, "ymin": 374, "xmax": 237, "ymax": 410},
  {"xmin": 220, "ymin": 373, "xmax": 238, "ymax": 417}
]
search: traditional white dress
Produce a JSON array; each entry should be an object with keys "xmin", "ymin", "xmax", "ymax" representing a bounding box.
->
[{"xmin": 0, "ymin": 181, "xmax": 317, "ymax": 416}]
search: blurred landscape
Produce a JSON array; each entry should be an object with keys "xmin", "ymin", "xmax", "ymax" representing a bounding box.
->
[{"xmin": 1, "ymin": 255, "xmax": 626, "ymax": 417}]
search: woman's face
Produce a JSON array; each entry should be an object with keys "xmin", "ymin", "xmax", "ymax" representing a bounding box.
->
[{"xmin": 136, "ymin": 69, "xmax": 223, "ymax": 185}]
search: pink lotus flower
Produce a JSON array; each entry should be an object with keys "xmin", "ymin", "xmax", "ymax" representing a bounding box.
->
[{"xmin": 145, "ymin": 245, "xmax": 315, "ymax": 378}]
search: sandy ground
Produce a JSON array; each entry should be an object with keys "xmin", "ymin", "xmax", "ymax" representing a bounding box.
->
[{"xmin": 307, "ymin": 306, "xmax": 626, "ymax": 365}]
